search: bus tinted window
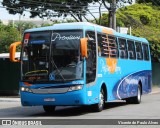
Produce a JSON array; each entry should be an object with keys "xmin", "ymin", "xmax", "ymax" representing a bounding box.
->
[
  {"xmin": 142, "ymin": 44, "xmax": 150, "ymax": 61},
  {"xmin": 135, "ymin": 42, "xmax": 143, "ymax": 60},
  {"xmin": 118, "ymin": 38, "xmax": 128, "ymax": 59},
  {"xmin": 109, "ymin": 36, "xmax": 118, "ymax": 58},
  {"xmin": 98, "ymin": 34, "xmax": 118, "ymax": 58},
  {"xmin": 127, "ymin": 40, "xmax": 136, "ymax": 59}
]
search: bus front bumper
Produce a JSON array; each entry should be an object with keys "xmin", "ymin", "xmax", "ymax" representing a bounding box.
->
[{"xmin": 20, "ymin": 90, "xmax": 87, "ymax": 106}]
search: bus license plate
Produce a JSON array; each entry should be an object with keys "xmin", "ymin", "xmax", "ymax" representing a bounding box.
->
[{"xmin": 44, "ymin": 98, "xmax": 55, "ymax": 102}]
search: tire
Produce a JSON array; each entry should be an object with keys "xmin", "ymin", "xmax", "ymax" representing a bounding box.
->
[
  {"xmin": 126, "ymin": 85, "xmax": 141, "ymax": 104},
  {"xmin": 132, "ymin": 85, "xmax": 141, "ymax": 104},
  {"xmin": 43, "ymin": 105, "xmax": 56, "ymax": 113},
  {"xmin": 92, "ymin": 88, "xmax": 105, "ymax": 112}
]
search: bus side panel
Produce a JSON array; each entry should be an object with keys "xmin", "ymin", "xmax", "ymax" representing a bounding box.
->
[
  {"xmin": 97, "ymin": 57, "xmax": 122, "ymax": 101},
  {"xmin": 113, "ymin": 70, "xmax": 152, "ymax": 100},
  {"xmin": 97, "ymin": 57, "xmax": 152, "ymax": 101},
  {"xmin": 112, "ymin": 59, "xmax": 152, "ymax": 100}
]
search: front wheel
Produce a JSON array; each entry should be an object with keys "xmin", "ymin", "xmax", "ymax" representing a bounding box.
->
[
  {"xmin": 92, "ymin": 88, "xmax": 105, "ymax": 112},
  {"xmin": 43, "ymin": 105, "xmax": 56, "ymax": 113}
]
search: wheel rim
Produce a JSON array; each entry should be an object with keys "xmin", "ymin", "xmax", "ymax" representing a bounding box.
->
[
  {"xmin": 99, "ymin": 90, "xmax": 104, "ymax": 109},
  {"xmin": 137, "ymin": 87, "xmax": 141, "ymax": 102}
]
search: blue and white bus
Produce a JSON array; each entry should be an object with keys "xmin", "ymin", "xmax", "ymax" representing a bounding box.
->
[{"xmin": 10, "ymin": 22, "xmax": 152, "ymax": 112}]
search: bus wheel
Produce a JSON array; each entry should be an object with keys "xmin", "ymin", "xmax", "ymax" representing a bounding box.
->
[
  {"xmin": 132, "ymin": 85, "xmax": 141, "ymax": 104},
  {"xmin": 43, "ymin": 105, "xmax": 56, "ymax": 113},
  {"xmin": 92, "ymin": 88, "xmax": 105, "ymax": 112},
  {"xmin": 126, "ymin": 85, "xmax": 141, "ymax": 104}
]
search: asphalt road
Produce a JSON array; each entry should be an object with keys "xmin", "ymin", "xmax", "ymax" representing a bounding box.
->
[{"xmin": 0, "ymin": 92, "xmax": 160, "ymax": 128}]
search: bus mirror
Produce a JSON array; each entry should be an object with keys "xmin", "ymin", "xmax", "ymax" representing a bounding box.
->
[
  {"xmin": 80, "ymin": 38, "xmax": 88, "ymax": 58},
  {"xmin": 10, "ymin": 42, "xmax": 21, "ymax": 62}
]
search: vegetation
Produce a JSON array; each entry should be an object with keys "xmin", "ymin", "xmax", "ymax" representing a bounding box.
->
[
  {"xmin": 15, "ymin": 21, "xmax": 37, "ymax": 34},
  {"xmin": 2, "ymin": 0, "xmax": 132, "ymax": 26},
  {"xmin": 101, "ymin": 3, "xmax": 160, "ymax": 61},
  {"xmin": 0, "ymin": 21, "xmax": 39, "ymax": 53},
  {"xmin": 137, "ymin": 0, "xmax": 160, "ymax": 6},
  {"xmin": 0, "ymin": 22, "xmax": 21, "ymax": 53},
  {"xmin": 0, "ymin": 2, "xmax": 160, "ymax": 61}
]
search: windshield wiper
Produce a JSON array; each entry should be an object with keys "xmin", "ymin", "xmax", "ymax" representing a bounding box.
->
[
  {"xmin": 50, "ymin": 58, "xmax": 65, "ymax": 81},
  {"xmin": 50, "ymin": 34, "xmax": 66, "ymax": 81}
]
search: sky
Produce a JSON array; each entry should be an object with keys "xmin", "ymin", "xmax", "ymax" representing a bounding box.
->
[
  {"xmin": 0, "ymin": 5, "xmax": 42, "ymax": 21},
  {"xmin": 0, "ymin": 0, "xmax": 136, "ymax": 21},
  {"xmin": 0, "ymin": 3, "xmax": 106, "ymax": 21}
]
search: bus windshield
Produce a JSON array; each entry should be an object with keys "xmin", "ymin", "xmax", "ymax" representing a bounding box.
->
[{"xmin": 21, "ymin": 30, "xmax": 83, "ymax": 83}]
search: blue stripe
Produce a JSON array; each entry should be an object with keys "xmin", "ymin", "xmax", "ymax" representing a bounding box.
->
[{"xmin": 113, "ymin": 70, "xmax": 152, "ymax": 99}]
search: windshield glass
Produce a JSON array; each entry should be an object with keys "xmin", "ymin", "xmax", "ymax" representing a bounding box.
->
[{"xmin": 21, "ymin": 30, "xmax": 83, "ymax": 83}]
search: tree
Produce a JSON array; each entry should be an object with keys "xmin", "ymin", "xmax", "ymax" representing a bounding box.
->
[
  {"xmin": 0, "ymin": 23, "xmax": 21, "ymax": 53},
  {"xmin": 2, "ymin": 0, "xmax": 133, "ymax": 27},
  {"xmin": 137, "ymin": 0, "xmax": 160, "ymax": 6},
  {"xmin": 14, "ymin": 21, "xmax": 37, "ymax": 34},
  {"xmin": 2, "ymin": 0, "xmax": 92, "ymax": 22},
  {"xmin": 114, "ymin": 3, "xmax": 160, "ymax": 61}
]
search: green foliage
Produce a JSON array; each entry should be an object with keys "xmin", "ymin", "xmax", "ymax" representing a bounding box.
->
[
  {"xmin": 100, "ymin": 13, "xmax": 109, "ymax": 27},
  {"xmin": 116, "ymin": 3, "xmax": 160, "ymax": 61},
  {"xmin": 0, "ymin": 23, "xmax": 21, "ymax": 53},
  {"xmin": 100, "ymin": 3, "xmax": 160, "ymax": 61},
  {"xmin": 137, "ymin": 0, "xmax": 160, "ymax": 6},
  {"xmin": 14, "ymin": 22, "xmax": 37, "ymax": 34}
]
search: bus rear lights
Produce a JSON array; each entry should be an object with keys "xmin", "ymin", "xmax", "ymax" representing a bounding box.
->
[
  {"xmin": 20, "ymin": 87, "xmax": 32, "ymax": 93},
  {"xmin": 68, "ymin": 85, "xmax": 83, "ymax": 91}
]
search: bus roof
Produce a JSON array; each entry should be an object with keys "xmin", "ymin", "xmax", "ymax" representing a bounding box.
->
[
  {"xmin": 25, "ymin": 22, "xmax": 113, "ymax": 32},
  {"xmin": 25, "ymin": 22, "xmax": 148, "ymax": 44}
]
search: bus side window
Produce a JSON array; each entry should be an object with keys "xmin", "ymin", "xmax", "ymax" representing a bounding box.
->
[
  {"xmin": 98, "ymin": 33, "xmax": 118, "ymax": 58},
  {"xmin": 98, "ymin": 33, "xmax": 104, "ymax": 57},
  {"xmin": 98, "ymin": 33, "xmax": 109, "ymax": 57},
  {"xmin": 118, "ymin": 38, "xmax": 128, "ymax": 59},
  {"xmin": 142, "ymin": 44, "xmax": 150, "ymax": 61},
  {"xmin": 108, "ymin": 36, "xmax": 118, "ymax": 58},
  {"xmin": 135, "ymin": 42, "xmax": 143, "ymax": 60},
  {"xmin": 127, "ymin": 40, "xmax": 136, "ymax": 60}
]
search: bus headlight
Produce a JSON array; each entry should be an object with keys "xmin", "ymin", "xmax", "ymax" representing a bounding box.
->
[
  {"xmin": 20, "ymin": 87, "xmax": 32, "ymax": 93},
  {"xmin": 68, "ymin": 85, "xmax": 83, "ymax": 92}
]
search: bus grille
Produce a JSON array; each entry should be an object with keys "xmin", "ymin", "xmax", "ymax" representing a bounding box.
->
[{"xmin": 31, "ymin": 87, "xmax": 69, "ymax": 94}]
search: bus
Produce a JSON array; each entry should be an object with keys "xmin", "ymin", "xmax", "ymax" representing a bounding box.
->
[{"xmin": 10, "ymin": 22, "xmax": 152, "ymax": 113}]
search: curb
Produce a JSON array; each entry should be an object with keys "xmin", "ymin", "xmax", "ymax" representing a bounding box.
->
[
  {"xmin": 0, "ymin": 98, "xmax": 20, "ymax": 102},
  {"xmin": 150, "ymin": 90, "xmax": 160, "ymax": 94}
]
